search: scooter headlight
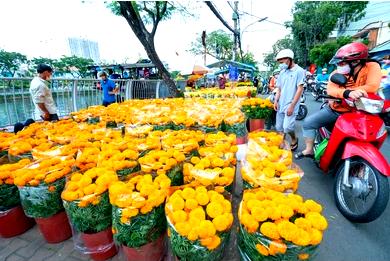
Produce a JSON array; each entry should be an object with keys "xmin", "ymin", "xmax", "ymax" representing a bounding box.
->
[
  {"xmin": 376, "ymin": 123, "xmax": 387, "ymax": 139},
  {"xmin": 355, "ymin": 97, "xmax": 384, "ymax": 114}
]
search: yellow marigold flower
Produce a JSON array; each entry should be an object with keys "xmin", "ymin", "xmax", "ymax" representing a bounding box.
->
[
  {"xmin": 251, "ymin": 206, "xmax": 268, "ymax": 222},
  {"xmin": 268, "ymin": 206, "xmax": 282, "ymax": 221},
  {"xmin": 209, "ymin": 192, "xmax": 224, "ymax": 203},
  {"xmin": 294, "ymin": 217, "xmax": 312, "ymax": 231},
  {"xmin": 246, "ymin": 199, "xmax": 262, "ymax": 211},
  {"xmin": 255, "ymin": 190, "xmax": 267, "ymax": 201},
  {"xmin": 256, "ymin": 244, "xmax": 269, "ymax": 256},
  {"xmin": 175, "ymin": 222, "xmax": 191, "ymax": 237},
  {"xmin": 223, "ymin": 213, "xmax": 234, "ymax": 228},
  {"xmin": 140, "ymin": 203, "xmax": 153, "ymax": 214},
  {"xmin": 212, "ymin": 215, "xmax": 228, "ymax": 232},
  {"xmin": 172, "ymin": 210, "xmax": 188, "ymax": 224},
  {"xmin": 306, "ymin": 212, "xmax": 328, "ymax": 231},
  {"xmin": 187, "ymin": 228, "xmax": 199, "ymax": 241},
  {"xmin": 221, "ymin": 199, "xmax": 232, "ymax": 213},
  {"xmin": 293, "ymin": 228, "xmax": 311, "ymax": 246},
  {"xmin": 242, "ymin": 213, "xmax": 259, "ymax": 233},
  {"xmin": 304, "ymin": 199, "xmax": 323, "ymax": 213},
  {"xmin": 279, "ymin": 204, "xmax": 294, "ymax": 219},
  {"xmin": 308, "ymin": 228, "xmax": 323, "ymax": 245},
  {"xmin": 298, "ymin": 253, "xmax": 310, "ymax": 260},
  {"xmin": 205, "ymin": 235, "xmax": 221, "ymax": 250},
  {"xmin": 182, "ymin": 187, "xmax": 196, "ymax": 200},
  {"xmin": 206, "ymin": 202, "xmax": 224, "ymax": 218},
  {"xmin": 260, "ymin": 222, "xmax": 280, "ymax": 240},
  {"xmin": 189, "ymin": 207, "xmax": 206, "ymax": 221},
  {"xmin": 122, "ymin": 208, "xmax": 139, "ymax": 219},
  {"xmin": 191, "ymin": 157, "xmax": 201, "ymax": 164},
  {"xmin": 277, "ymin": 220, "xmax": 298, "ymax": 242},
  {"xmin": 170, "ymin": 196, "xmax": 185, "ymax": 211},
  {"xmin": 185, "ymin": 198, "xmax": 199, "ymax": 210},
  {"xmin": 198, "ymin": 220, "xmax": 216, "ymax": 238},
  {"xmin": 243, "ymin": 192, "xmax": 256, "ymax": 202},
  {"xmin": 120, "ymin": 216, "xmax": 129, "ymax": 224},
  {"xmin": 195, "ymin": 192, "xmax": 209, "ymax": 206},
  {"xmin": 195, "ymin": 186, "xmax": 207, "ymax": 194}
]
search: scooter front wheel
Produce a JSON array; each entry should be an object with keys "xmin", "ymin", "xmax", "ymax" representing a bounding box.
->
[
  {"xmin": 296, "ymin": 104, "xmax": 308, "ymax": 121},
  {"xmin": 334, "ymin": 158, "xmax": 389, "ymax": 223}
]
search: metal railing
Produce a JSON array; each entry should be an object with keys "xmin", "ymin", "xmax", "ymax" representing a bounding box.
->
[{"xmin": 0, "ymin": 78, "xmax": 187, "ymax": 127}]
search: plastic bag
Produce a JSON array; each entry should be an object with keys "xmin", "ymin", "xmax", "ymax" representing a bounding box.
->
[
  {"xmin": 238, "ymin": 188, "xmax": 327, "ymax": 261},
  {"xmin": 110, "ymin": 173, "xmax": 170, "ymax": 250},
  {"xmin": 241, "ymin": 134, "xmax": 302, "ymax": 193},
  {"xmin": 0, "ymin": 159, "xmax": 31, "ymax": 211},
  {"xmin": 165, "ymin": 186, "xmax": 233, "ymax": 261},
  {"xmin": 160, "ymin": 129, "xmax": 204, "ymax": 156},
  {"xmin": 18, "ymin": 177, "xmax": 66, "ymax": 218}
]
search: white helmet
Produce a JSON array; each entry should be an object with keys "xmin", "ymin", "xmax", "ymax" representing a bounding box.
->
[{"xmin": 275, "ymin": 49, "xmax": 294, "ymax": 61}]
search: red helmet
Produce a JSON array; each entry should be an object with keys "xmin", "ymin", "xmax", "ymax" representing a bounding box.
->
[{"xmin": 330, "ymin": 42, "xmax": 368, "ymax": 64}]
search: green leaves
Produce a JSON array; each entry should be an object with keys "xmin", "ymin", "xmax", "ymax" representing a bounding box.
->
[
  {"xmin": 309, "ymin": 36, "xmax": 353, "ymax": 67},
  {"xmin": 0, "ymin": 184, "xmax": 20, "ymax": 211},
  {"xmin": 0, "ymin": 49, "xmax": 27, "ymax": 77},
  {"xmin": 63, "ymin": 192, "xmax": 112, "ymax": 234},
  {"xmin": 169, "ymin": 222, "xmax": 231, "ymax": 261},
  {"xmin": 241, "ymin": 105, "xmax": 273, "ymax": 120},
  {"xmin": 112, "ymin": 204, "xmax": 166, "ymax": 248},
  {"xmin": 223, "ymin": 122, "xmax": 248, "ymax": 138},
  {"xmin": 18, "ymin": 177, "xmax": 65, "ymax": 218}
]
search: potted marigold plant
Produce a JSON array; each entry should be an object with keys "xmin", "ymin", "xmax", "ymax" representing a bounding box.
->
[
  {"xmin": 241, "ymin": 98, "xmax": 274, "ymax": 132},
  {"xmin": 110, "ymin": 173, "xmax": 171, "ymax": 261},
  {"xmin": 14, "ymin": 157, "xmax": 74, "ymax": 243},
  {"xmin": 166, "ymin": 186, "xmax": 233, "ymax": 261},
  {"xmin": 0, "ymin": 159, "xmax": 35, "ymax": 238},
  {"xmin": 138, "ymin": 149, "xmax": 186, "ymax": 186},
  {"xmin": 238, "ymin": 188, "xmax": 328, "ymax": 261},
  {"xmin": 223, "ymin": 109, "xmax": 248, "ymax": 145},
  {"xmin": 62, "ymin": 168, "xmax": 119, "ymax": 261}
]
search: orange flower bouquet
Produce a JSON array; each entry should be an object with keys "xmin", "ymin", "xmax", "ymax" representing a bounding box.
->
[
  {"xmin": 238, "ymin": 188, "xmax": 327, "ymax": 261},
  {"xmin": 14, "ymin": 157, "xmax": 74, "ymax": 218},
  {"xmin": 166, "ymin": 186, "xmax": 233, "ymax": 261},
  {"xmin": 0, "ymin": 159, "xmax": 31, "ymax": 211},
  {"xmin": 110, "ymin": 174, "xmax": 170, "ymax": 250},
  {"xmin": 0, "ymin": 132, "xmax": 15, "ymax": 158},
  {"xmin": 62, "ymin": 167, "xmax": 119, "ymax": 259}
]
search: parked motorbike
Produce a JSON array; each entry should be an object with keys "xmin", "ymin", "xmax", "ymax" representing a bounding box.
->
[
  {"xmin": 313, "ymin": 73, "xmax": 390, "ymax": 223},
  {"xmin": 296, "ymin": 93, "xmax": 308, "ymax": 121},
  {"xmin": 312, "ymin": 81, "xmax": 328, "ymax": 101},
  {"xmin": 304, "ymin": 75, "xmax": 316, "ymax": 93}
]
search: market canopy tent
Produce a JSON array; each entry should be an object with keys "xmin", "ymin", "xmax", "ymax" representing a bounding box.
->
[
  {"xmin": 369, "ymin": 40, "xmax": 390, "ymax": 60},
  {"xmin": 207, "ymin": 60, "xmax": 256, "ymax": 76}
]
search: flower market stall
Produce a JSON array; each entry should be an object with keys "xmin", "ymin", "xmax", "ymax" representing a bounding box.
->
[{"xmin": 0, "ymin": 97, "xmax": 328, "ymax": 261}]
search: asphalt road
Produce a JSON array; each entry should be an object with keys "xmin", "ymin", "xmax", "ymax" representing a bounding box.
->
[
  {"xmin": 292, "ymin": 93, "xmax": 390, "ymax": 261},
  {"xmin": 223, "ymin": 93, "xmax": 390, "ymax": 261}
]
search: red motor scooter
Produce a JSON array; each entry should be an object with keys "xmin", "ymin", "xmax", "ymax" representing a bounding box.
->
[{"xmin": 314, "ymin": 73, "xmax": 390, "ymax": 223}]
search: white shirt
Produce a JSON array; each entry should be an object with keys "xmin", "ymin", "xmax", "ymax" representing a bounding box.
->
[{"xmin": 29, "ymin": 76, "xmax": 57, "ymax": 120}]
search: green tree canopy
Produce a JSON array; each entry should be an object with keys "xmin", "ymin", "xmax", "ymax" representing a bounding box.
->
[
  {"xmin": 0, "ymin": 50, "xmax": 27, "ymax": 77},
  {"xmin": 287, "ymin": 1, "xmax": 368, "ymax": 65},
  {"xmin": 263, "ymin": 36, "xmax": 300, "ymax": 70},
  {"xmin": 190, "ymin": 30, "xmax": 233, "ymax": 60},
  {"xmin": 309, "ymin": 36, "xmax": 353, "ymax": 67}
]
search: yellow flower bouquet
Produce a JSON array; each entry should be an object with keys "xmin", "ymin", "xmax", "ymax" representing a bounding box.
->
[
  {"xmin": 0, "ymin": 159, "xmax": 31, "ymax": 211},
  {"xmin": 238, "ymin": 188, "xmax": 328, "ymax": 261},
  {"xmin": 166, "ymin": 186, "xmax": 233, "ymax": 261},
  {"xmin": 242, "ymin": 134, "xmax": 303, "ymax": 192},
  {"xmin": 138, "ymin": 149, "xmax": 186, "ymax": 186},
  {"xmin": 109, "ymin": 173, "xmax": 171, "ymax": 249},
  {"xmin": 14, "ymin": 157, "xmax": 75, "ymax": 218},
  {"xmin": 241, "ymin": 98, "xmax": 274, "ymax": 120}
]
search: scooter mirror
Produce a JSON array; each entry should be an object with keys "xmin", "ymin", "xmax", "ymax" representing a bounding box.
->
[{"xmin": 330, "ymin": 73, "xmax": 347, "ymax": 86}]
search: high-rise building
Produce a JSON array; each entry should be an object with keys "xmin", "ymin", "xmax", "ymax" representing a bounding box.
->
[{"xmin": 68, "ymin": 38, "xmax": 100, "ymax": 63}]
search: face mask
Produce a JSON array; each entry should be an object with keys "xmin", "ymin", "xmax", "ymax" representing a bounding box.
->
[
  {"xmin": 337, "ymin": 64, "xmax": 351, "ymax": 75},
  {"xmin": 279, "ymin": 63, "xmax": 288, "ymax": 71}
]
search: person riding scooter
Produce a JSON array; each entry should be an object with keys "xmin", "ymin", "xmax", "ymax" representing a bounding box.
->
[{"xmin": 296, "ymin": 42, "xmax": 382, "ymax": 159}]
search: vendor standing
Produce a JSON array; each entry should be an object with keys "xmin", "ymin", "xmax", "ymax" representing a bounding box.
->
[
  {"xmin": 29, "ymin": 64, "xmax": 59, "ymax": 121},
  {"xmin": 99, "ymin": 71, "xmax": 119, "ymax": 107}
]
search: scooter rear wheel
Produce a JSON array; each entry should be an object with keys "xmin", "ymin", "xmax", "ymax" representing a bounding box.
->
[{"xmin": 334, "ymin": 158, "xmax": 389, "ymax": 223}]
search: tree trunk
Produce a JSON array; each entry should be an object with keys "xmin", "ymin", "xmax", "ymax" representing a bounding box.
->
[{"xmin": 118, "ymin": 2, "xmax": 179, "ymax": 97}]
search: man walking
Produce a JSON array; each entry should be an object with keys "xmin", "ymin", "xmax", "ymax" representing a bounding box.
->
[
  {"xmin": 99, "ymin": 71, "xmax": 118, "ymax": 106},
  {"xmin": 29, "ymin": 64, "xmax": 59, "ymax": 121},
  {"xmin": 273, "ymin": 49, "xmax": 305, "ymax": 151}
]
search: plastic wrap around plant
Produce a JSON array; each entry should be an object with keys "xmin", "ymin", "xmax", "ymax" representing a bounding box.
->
[
  {"xmin": 110, "ymin": 173, "xmax": 170, "ymax": 249},
  {"xmin": 238, "ymin": 188, "xmax": 328, "ymax": 261},
  {"xmin": 0, "ymin": 159, "xmax": 31, "ymax": 211},
  {"xmin": 241, "ymin": 133, "xmax": 303, "ymax": 193},
  {"xmin": 139, "ymin": 149, "xmax": 185, "ymax": 186},
  {"xmin": 166, "ymin": 186, "xmax": 233, "ymax": 261},
  {"xmin": 18, "ymin": 177, "xmax": 66, "ymax": 218}
]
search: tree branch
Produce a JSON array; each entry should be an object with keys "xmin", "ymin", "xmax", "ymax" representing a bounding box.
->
[
  {"xmin": 143, "ymin": 2, "xmax": 156, "ymax": 24},
  {"xmin": 204, "ymin": 1, "xmax": 235, "ymax": 33}
]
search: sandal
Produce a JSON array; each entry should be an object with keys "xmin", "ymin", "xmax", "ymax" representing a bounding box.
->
[
  {"xmin": 290, "ymin": 139, "xmax": 298, "ymax": 151},
  {"xmin": 294, "ymin": 151, "xmax": 314, "ymax": 160}
]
